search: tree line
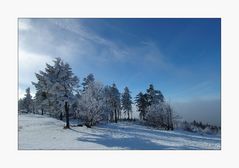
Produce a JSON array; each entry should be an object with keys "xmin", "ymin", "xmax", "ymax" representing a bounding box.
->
[
  {"xmin": 178, "ymin": 120, "xmax": 221, "ymax": 135},
  {"xmin": 18, "ymin": 57, "xmax": 175, "ymax": 130}
]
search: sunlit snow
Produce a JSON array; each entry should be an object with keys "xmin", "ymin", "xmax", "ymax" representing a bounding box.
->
[{"xmin": 18, "ymin": 114, "xmax": 220, "ymax": 150}]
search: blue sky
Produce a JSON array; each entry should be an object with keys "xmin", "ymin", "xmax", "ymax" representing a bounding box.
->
[{"xmin": 19, "ymin": 18, "xmax": 221, "ymax": 125}]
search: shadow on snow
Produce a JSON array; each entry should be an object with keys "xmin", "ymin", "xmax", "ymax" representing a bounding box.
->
[{"xmin": 72, "ymin": 123, "xmax": 217, "ymax": 150}]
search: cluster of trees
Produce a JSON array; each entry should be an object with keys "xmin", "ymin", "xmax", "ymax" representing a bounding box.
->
[
  {"xmin": 19, "ymin": 58, "xmax": 221, "ymax": 134},
  {"xmin": 135, "ymin": 84, "xmax": 174, "ymax": 130},
  {"xmin": 18, "ymin": 88, "xmax": 34, "ymax": 113},
  {"xmin": 18, "ymin": 58, "xmax": 135, "ymax": 128},
  {"xmin": 179, "ymin": 120, "xmax": 221, "ymax": 135}
]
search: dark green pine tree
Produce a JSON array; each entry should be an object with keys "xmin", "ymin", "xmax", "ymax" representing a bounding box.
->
[
  {"xmin": 109, "ymin": 83, "xmax": 121, "ymax": 123},
  {"xmin": 82, "ymin": 73, "xmax": 95, "ymax": 92},
  {"xmin": 121, "ymin": 87, "xmax": 133, "ymax": 120},
  {"xmin": 146, "ymin": 84, "xmax": 164, "ymax": 105},
  {"xmin": 135, "ymin": 92, "xmax": 148, "ymax": 120}
]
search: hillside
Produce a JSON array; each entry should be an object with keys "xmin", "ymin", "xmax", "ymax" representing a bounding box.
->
[{"xmin": 18, "ymin": 114, "xmax": 221, "ymax": 150}]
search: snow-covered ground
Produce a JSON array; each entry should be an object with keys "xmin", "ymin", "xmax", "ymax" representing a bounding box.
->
[{"xmin": 18, "ymin": 114, "xmax": 221, "ymax": 150}]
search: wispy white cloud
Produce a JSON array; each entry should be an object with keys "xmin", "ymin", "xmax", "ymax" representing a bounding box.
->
[
  {"xmin": 19, "ymin": 49, "xmax": 53, "ymax": 98},
  {"xmin": 53, "ymin": 19, "xmax": 129, "ymax": 62},
  {"xmin": 19, "ymin": 49, "xmax": 52, "ymax": 83},
  {"xmin": 19, "ymin": 19, "xmax": 172, "ymax": 69},
  {"xmin": 19, "ymin": 18, "xmax": 132, "ymax": 70},
  {"xmin": 140, "ymin": 41, "xmax": 171, "ymax": 68}
]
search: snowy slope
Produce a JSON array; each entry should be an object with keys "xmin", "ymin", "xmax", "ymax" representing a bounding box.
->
[{"xmin": 18, "ymin": 114, "xmax": 221, "ymax": 150}]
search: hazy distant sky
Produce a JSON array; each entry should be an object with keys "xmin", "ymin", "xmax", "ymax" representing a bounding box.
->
[{"xmin": 18, "ymin": 18, "xmax": 221, "ymax": 125}]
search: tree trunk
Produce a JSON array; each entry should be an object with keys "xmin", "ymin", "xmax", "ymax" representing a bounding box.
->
[
  {"xmin": 41, "ymin": 109, "xmax": 44, "ymax": 115},
  {"xmin": 60, "ymin": 112, "xmax": 63, "ymax": 120},
  {"xmin": 114, "ymin": 109, "xmax": 117, "ymax": 123},
  {"xmin": 170, "ymin": 113, "xmax": 174, "ymax": 130},
  {"xmin": 118, "ymin": 110, "xmax": 120, "ymax": 120},
  {"xmin": 65, "ymin": 102, "xmax": 70, "ymax": 129},
  {"xmin": 110, "ymin": 112, "xmax": 113, "ymax": 121}
]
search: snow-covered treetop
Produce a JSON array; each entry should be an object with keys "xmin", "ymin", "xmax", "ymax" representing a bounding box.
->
[
  {"xmin": 146, "ymin": 84, "xmax": 164, "ymax": 104},
  {"xmin": 32, "ymin": 57, "xmax": 80, "ymax": 106},
  {"xmin": 82, "ymin": 73, "xmax": 95, "ymax": 92}
]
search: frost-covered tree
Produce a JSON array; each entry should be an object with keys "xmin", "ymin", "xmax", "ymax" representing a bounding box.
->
[
  {"xmin": 70, "ymin": 93, "xmax": 81, "ymax": 119},
  {"xmin": 135, "ymin": 92, "xmax": 148, "ymax": 120},
  {"xmin": 25, "ymin": 87, "xmax": 33, "ymax": 113},
  {"xmin": 178, "ymin": 120, "xmax": 220, "ymax": 134},
  {"xmin": 102, "ymin": 85, "xmax": 113, "ymax": 121},
  {"xmin": 166, "ymin": 103, "xmax": 174, "ymax": 130},
  {"xmin": 32, "ymin": 58, "xmax": 79, "ymax": 128},
  {"xmin": 82, "ymin": 73, "xmax": 95, "ymax": 92},
  {"xmin": 145, "ymin": 102, "xmax": 174, "ymax": 130},
  {"xmin": 32, "ymin": 69, "xmax": 51, "ymax": 115},
  {"xmin": 109, "ymin": 83, "xmax": 121, "ymax": 123},
  {"xmin": 135, "ymin": 85, "xmax": 174, "ymax": 130},
  {"xmin": 18, "ymin": 98, "xmax": 25, "ymax": 113},
  {"xmin": 146, "ymin": 84, "xmax": 164, "ymax": 105},
  {"xmin": 78, "ymin": 81, "xmax": 105, "ymax": 127},
  {"xmin": 121, "ymin": 87, "xmax": 133, "ymax": 120},
  {"xmin": 19, "ymin": 87, "xmax": 33, "ymax": 113}
]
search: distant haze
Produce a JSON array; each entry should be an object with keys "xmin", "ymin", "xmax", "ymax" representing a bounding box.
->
[{"xmin": 172, "ymin": 98, "xmax": 221, "ymax": 126}]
